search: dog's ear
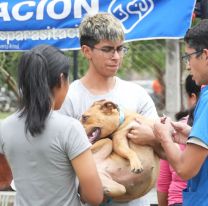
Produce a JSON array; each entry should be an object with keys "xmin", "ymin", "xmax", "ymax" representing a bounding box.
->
[
  {"xmin": 92, "ymin": 99, "xmax": 106, "ymax": 107},
  {"xmin": 101, "ymin": 101, "xmax": 118, "ymax": 114}
]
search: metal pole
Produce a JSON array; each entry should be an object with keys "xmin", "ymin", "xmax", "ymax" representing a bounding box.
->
[
  {"xmin": 73, "ymin": 50, "xmax": 78, "ymax": 80},
  {"xmin": 165, "ymin": 39, "xmax": 181, "ymax": 119}
]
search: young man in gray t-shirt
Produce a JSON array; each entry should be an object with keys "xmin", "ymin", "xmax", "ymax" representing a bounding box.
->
[{"xmin": 60, "ymin": 13, "xmax": 158, "ymax": 206}]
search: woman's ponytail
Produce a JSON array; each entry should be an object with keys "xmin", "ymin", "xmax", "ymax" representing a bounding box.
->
[{"xmin": 18, "ymin": 45, "xmax": 69, "ymax": 136}]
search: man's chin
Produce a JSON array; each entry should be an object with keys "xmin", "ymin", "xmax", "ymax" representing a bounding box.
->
[{"xmin": 107, "ymin": 67, "xmax": 119, "ymax": 75}]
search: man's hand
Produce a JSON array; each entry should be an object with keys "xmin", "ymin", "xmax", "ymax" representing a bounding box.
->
[
  {"xmin": 153, "ymin": 117, "xmax": 190, "ymax": 145},
  {"xmin": 153, "ymin": 117, "xmax": 175, "ymax": 144},
  {"xmin": 171, "ymin": 121, "xmax": 191, "ymax": 144},
  {"xmin": 127, "ymin": 117, "xmax": 155, "ymax": 146},
  {"xmin": 127, "ymin": 117, "xmax": 167, "ymax": 159}
]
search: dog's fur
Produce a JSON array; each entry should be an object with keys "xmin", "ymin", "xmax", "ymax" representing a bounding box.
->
[
  {"xmin": 81, "ymin": 100, "xmax": 160, "ymax": 202},
  {"xmin": 0, "ymin": 154, "xmax": 12, "ymax": 190}
]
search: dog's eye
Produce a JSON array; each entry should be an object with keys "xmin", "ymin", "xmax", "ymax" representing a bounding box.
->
[{"xmin": 81, "ymin": 115, "xmax": 89, "ymax": 123}]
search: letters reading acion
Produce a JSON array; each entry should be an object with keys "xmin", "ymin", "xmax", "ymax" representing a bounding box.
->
[{"xmin": 0, "ymin": 0, "xmax": 99, "ymax": 22}]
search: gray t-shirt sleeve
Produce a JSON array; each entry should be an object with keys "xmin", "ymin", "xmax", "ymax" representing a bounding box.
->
[
  {"xmin": 136, "ymin": 87, "xmax": 158, "ymax": 119},
  {"xmin": 63, "ymin": 119, "xmax": 91, "ymax": 160}
]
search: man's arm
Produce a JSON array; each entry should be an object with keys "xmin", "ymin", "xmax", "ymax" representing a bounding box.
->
[
  {"xmin": 157, "ymin": 191, "xmax": 168, "ymax": 206},
  {"xmin": 72, "ymin": 149, "xmax": 103, "ymax": 205},
  {"xmin": 127, "ymin": 119, "xmax": 166, "ymax": 159},
  {"xmin": 157, "ymin": 159, "xmax": 171, "ymax": 206},
  {"xmin": 154, "ymin": 120, "xmax": 208, "ymax": 180}
]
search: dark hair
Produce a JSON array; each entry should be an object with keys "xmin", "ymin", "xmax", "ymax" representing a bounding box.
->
[
  {"xmin": 79, "ymin": 13, "xmax": 124, "ymax": 47},
  {"xmin": 18, "ymin": 45, "xmax": 69, "ymax": 136},
  {"xmin": 184, "ymin": 19, "xmax": 208, "ymax": 52},
  {"xmin": 185, "ymin": 75, "xmax": 201, "ymax": 126},
  {"xmin": 175, "ymin": 75, "xmax": 201, "ymax": 126},
  {"xmin": 80, "ymin": 35, "xmax": 100, "ymax": 48},
  {"xmin": 185, "ymin": 74, "xmax": 201, "ymax": 98}
]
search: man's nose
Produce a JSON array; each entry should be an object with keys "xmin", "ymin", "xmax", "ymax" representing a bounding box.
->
[{"xmin": 111, "ymin": 50, "xmax": 120, "ymax": 59}]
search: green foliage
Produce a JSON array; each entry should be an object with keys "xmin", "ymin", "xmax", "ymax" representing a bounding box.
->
[
  {"xmin": 0, "ymin": 112, "xmax": 11, "ymax": 119},
  {"xmin": 0, "ymin": 40, "xmax": 166, "ymax": 90},
  {"xmin": 120, "ymin": 40, "xmax": 166, "ymax": 79},
  {"xmin": 64, "ymin": 50, "xmax": 88, "ymax": 81},
  {"xmin": 65, "ymin": 39, "xmax": 166, "ymax": 80},
  {"xmin": 77, "ymin": 51, "xmax": 89, "ymax": 77},
  {"xmin": 0, "ymin": 52, "xmax": 20, "ymax": 86},
  {"xmin": 63, "ymin": 50, "xmax": 75, "ymax": 81}
]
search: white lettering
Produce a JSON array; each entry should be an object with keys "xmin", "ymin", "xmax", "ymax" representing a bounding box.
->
[
  {"xmin": 47, "ymin": 0, "xmax": 71, "ymax": 20},
  {"xmin": 0, "ymin": 28, "xmax": 79, "ymax": 44},
  {"xmin": 74, "ymin": 0, "xmax": 99, "ymax": 18},
  {"xmin": 0, "ymin": 3, "xmax": 10, "ymax": 21},
  {"xmin": 0, "ymin": 0, "xmax": 99, "ymax": 23},
  {"xmin": 139, "ymin": 0, "xmax": 149, "ymax": 12},
  {"xmin": 12, "ymin": 1, "xmax": 35, "ymax": 21},
  {"xmin": 36, "ymin": 0, "xmax": 48, "ymax": 20},
  {"xmin": 15, "ymin": 31, "xmax": 23, "ymax": 41}
]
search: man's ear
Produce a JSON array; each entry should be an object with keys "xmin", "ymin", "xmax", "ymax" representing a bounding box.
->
[
  {"xmin": 203, "ymin": 49, "xmax": 208, "ymax": 60},
  {"xmin": 60, "ymin": 73, "xmax": 68, "ymax": 87},
  {"xmin": 56, "ymin": 73, "xmax": 67, "ymax": 88},
  {"xmin": 81, "ymin": 45, "xmax": 92, "ymax": 60}
]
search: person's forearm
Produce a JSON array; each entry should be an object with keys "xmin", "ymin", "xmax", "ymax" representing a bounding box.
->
[
  {"xmin": 160, "ymin": 140, "xmax": 184, "ymax": 178},
  {"xmin": 78, "ymin": 186, "xmax": 86, "ymax": 204},
  {"xmin": 153, "ymin": 141, "xmax": 166, "ymax": 159},
  {"xmin": 157, "ymin": 191, "xmax": 168, "ymax": 206},
  {"xmin": 78, "ymin": 183, "xmax": 103, "ymax": 206},
  {"xmin": 135, "ymin": 128, "xmax": 157, "ymax": 146},
  {"xmin": 79, "ymin": 186, "xmax": 102, "ymax": 206},
  {"xmin": 141, "ymin": 131, "xmax": 167, "ymax": 159}
]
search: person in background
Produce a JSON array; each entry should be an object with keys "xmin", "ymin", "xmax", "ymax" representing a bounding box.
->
[
  {"xmin": 157, "ymin": 74, "xmax": 201, "ymax": 206},
  {"xmin": 0, "ymin": 45, "xmax": 103, "ymax": 206},
  {"xmin": 152, "ymin": 79, "xmax": 163, "ymax": 96},
  {"xmin": 152, "ymin": 79, "xmax": 165, "ymax": 111},
  {"xmin": 154, "ymin": 19, "xmax": 208, "ymax": 206},
  {"xmin": 60, "ymin": 13, "xmax": 158, "ymax": 206},
  {"xmin": 175, "ymin": 74, "xmax": 201, "ymax": 125}
]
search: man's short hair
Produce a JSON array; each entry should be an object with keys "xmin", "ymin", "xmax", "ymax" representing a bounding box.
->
[
  {"xmin": 79, "ymin": 13, "xmax": 124, "ymax": 47},
  {"xmin": 184, "ymin": 19, "xmax": 208, "ymax": 51}
]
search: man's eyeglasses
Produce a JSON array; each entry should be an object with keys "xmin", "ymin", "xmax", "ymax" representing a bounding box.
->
[
  {"xmin": 90, "ymin": 46, "xmax": 128, "ymax": 58},
  {"xmin": 181, "ymin": 50, "xmax": 203, "ymax": 63}
]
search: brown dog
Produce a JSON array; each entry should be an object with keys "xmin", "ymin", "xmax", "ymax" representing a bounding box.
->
[{"xmin": 81, "ymin": 100, "xmax": 160, "ymax": 202}]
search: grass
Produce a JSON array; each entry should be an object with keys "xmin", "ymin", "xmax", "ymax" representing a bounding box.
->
[{"xmin": 0, "ymin": 112, "xmax": 11, "ymax": 119}]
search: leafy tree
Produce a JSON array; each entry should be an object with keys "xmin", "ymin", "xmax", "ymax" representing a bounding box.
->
[
  {"xmin": 121, "ymin": 40, "xmax": 166, "ymax": 81},
  {"xmin": 0, "ymin": 40, "xmax": 166, "ymax": 97},
  {"xmin": 68, "ymin": 39, "xmax": 166, "ymax": 81},
  {"xmin": 0, "ymin": 52, "xmax": 20, "ymax": 97}
]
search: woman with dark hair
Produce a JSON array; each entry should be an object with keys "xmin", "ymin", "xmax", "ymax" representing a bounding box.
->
[
  {"xmin": 175, "ymin": 74, "xmax": 201, "ymax": 125},
  {"xmin": 0, "ymin": 45, "xmax": 103, "ymax": 206}
]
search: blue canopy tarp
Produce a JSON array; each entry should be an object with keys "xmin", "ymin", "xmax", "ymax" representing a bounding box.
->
[{"xmin": 0, "ymin": 0, "xmax": 196, "ymax": 51}]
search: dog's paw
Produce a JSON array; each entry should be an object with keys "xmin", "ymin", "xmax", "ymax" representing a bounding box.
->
[
  {"xmin": 130, "ymin": 161, "xmax": 143, "ymax": 174},
  {"xmin": 131, "ymin": 167, "xmax": 143, "ymax": 174},
  {"xmin": 103, "ymin": 185, "xmax": 126, "ymax": 197}
]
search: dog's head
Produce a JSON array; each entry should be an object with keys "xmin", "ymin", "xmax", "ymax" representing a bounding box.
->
[{"xmin": 81, "ymin": 100, "xmax": 120, "ymax": 143}]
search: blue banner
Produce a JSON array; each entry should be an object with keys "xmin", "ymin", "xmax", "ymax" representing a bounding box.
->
[{"xmin": 0, "ymin": 0, "xmax": 196, "ymax": 51}]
